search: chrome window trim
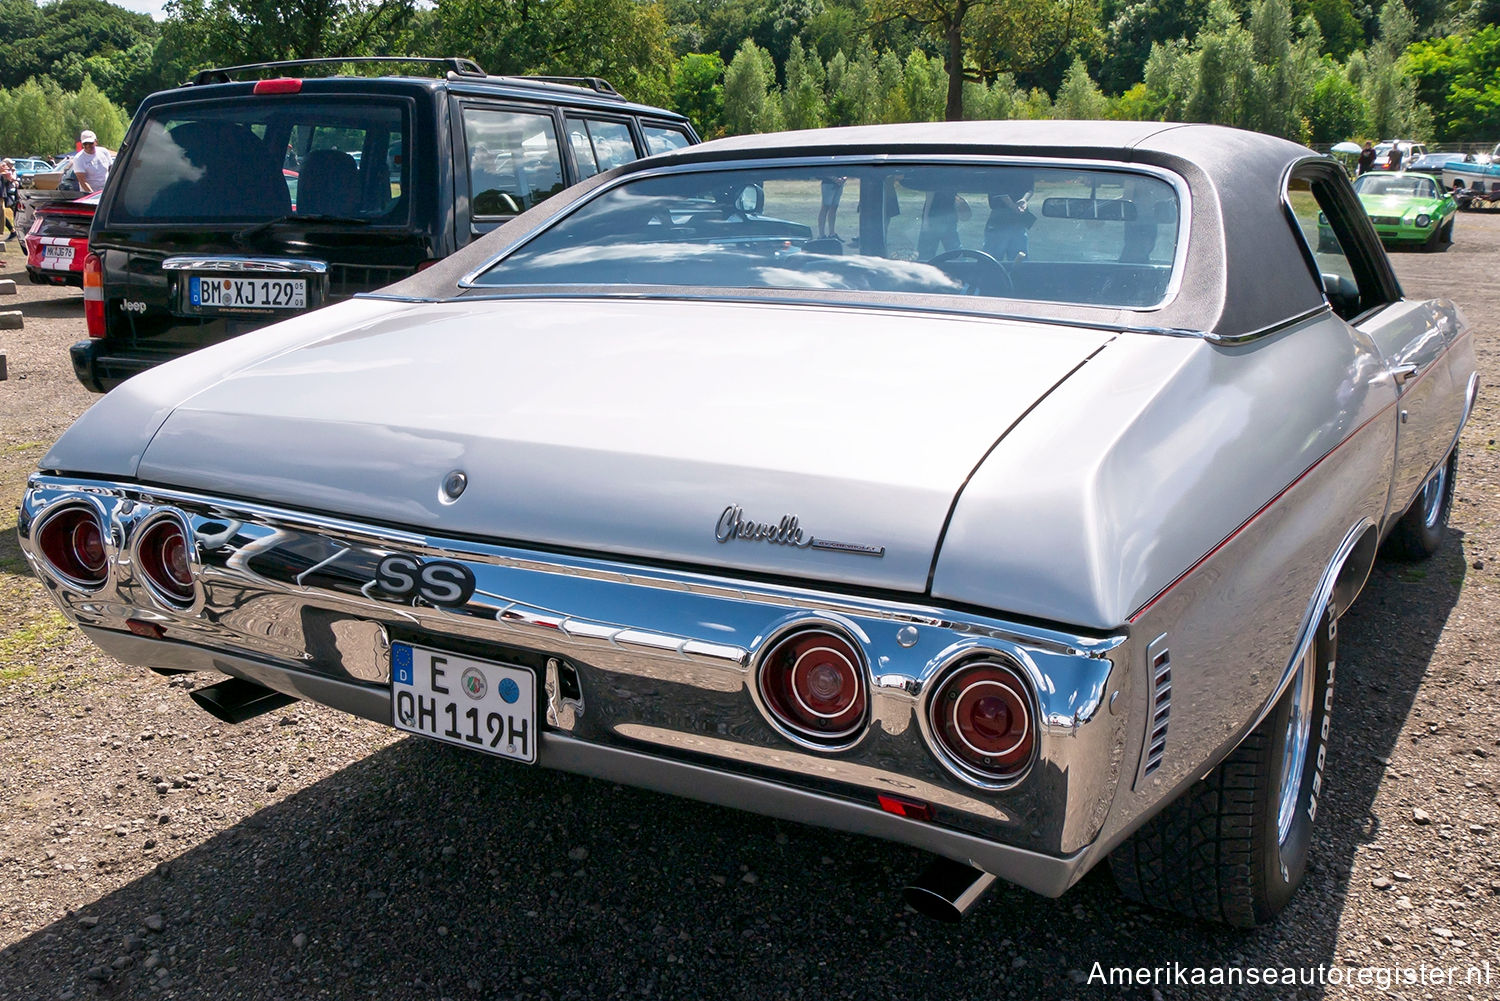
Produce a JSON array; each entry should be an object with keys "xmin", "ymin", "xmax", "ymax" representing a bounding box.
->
[{"xmin": 455, "ymin": 153, "xmax": 1194, "ymax": 313}]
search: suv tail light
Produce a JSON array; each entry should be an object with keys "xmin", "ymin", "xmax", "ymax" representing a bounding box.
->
[
  {"xmin": 929, "ymin": 660, "xmax": 1035, "ymax": 782},
  {"xmin": 136, "ymin": 518, "xmax": 196, "ymax": 606},
  {"xmin": 756, "ymin": 627, "xmax": 868, "ymax": 746},
  {"xmin": 36, "ymin": 506, "xmax": 109, "ymax": 589},
  {"xmin": 83, "ymin": 252, "xmax": 105, "ymax": 337},
  {"xmin": 253, "ymin": 78, "xmax": 303, "ymax": 94}
]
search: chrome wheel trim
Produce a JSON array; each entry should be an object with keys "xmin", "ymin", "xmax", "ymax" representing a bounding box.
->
[
  {"xmin": 1276, "ymin": 642, "xmax": 1318, "ymax": 849},
  {"xmin": 1420, "ymin": 462, "xmax": 1448, "ymax": 530}
]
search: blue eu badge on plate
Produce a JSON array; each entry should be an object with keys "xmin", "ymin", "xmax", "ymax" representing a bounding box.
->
[{"xmin": 392, "ymin": 643, "xmax": 413, "ymax": 686}]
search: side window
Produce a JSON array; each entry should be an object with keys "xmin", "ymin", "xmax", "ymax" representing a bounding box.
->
[
  {"xmin": 565, "ymin": 117, "xmax": 638, "ymax": 179},
  {"xmin": 641, "ymin": 124, "xmax": 692, "ymax": 156},
  {"xmin": 1285, "ymin": 173, "xmax": 1395, "ymax": 321},
  {"xmin": 462, "ymin": 107, "xmax": 566, "ymax": 217}
]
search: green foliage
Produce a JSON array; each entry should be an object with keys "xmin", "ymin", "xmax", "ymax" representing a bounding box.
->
[
  {"xmin": 782, "ymin": 41, "xmax": 827, "ymax": 127},
  {"xmin": 723, "ymin": 39, "xmax": 783, "ymax": 133},
  {"xmin": 0, "ymin": 0, "xmax": 157, "ymax": 110},
  {"xmin": 1053, "ymin": 56, "xmax": 1107, "ymax": 117},
  {"xmin": 0, "ymin": 76, "xmax": 126, "ymax": 155},
  {"xmin": 1307, "ymin": 65, "xmax": 1370, "ymax": 140},
  {"xmin": 870, "ymin": 0, "xmax": 1101, "ymax": 119},
  {"xmin": 1098, "ymin": 0, "xmax": 1209, "ymax": 93},
  {"xmin": 431, "ymin": 0, "xmax": 672, "ymax": 104},
  {"xmin": 1359, "ymin": 0, "xmax": 1430, "ymax": 138},
  {"xmin": 901, "ymin": 48, "xmax": 947, "ymax": 120},
  {"xmin": 1299, "ymin": 0, "xmax": 1362, "ymax": 59},
  {"xmin": 1405, "ymin": 26, "xmax": 1500, "ymax": 139},
  {"xmin": 672, "ymin": 52, "xmax": 727, "ymax": 137}
]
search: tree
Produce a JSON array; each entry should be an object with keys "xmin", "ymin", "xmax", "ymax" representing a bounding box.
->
[
  {"xmin": 1299, "ymin": 0, "xmax": 1362, "ymax": 59},
  {"xmin": 723, "ymin": 38, "xmax": 783, "ymax": 132},
  {"xmin": 63, "ymin": 77, "xmax": 128, "ymax": 149},
  {"xmin": 671, "ymin": 52, "xmax": 727, "ymax": 137},
  {"xmin": 0, "ymin": 78, "xmax": 124, "ymax": 155},
  {"xmin": 869, "ymin": 0, "xmax": 1099, "ymax": 120},
  {"xmin": 1053, "ymin": 55, "xmax": 1106, "ymax": 116},
  {"xmin": 432, "ymin": 0, "xmax": 674, "ymax": 104},
  {"xmin": 1098, "ymin": 0, "xmax": 1210, "ymax": 94},
  {"xmin": 781, "ymin": 41, "xmax": 826, "ymax": 127},
  {"xmin": 1359, "ymin": 0, "xmax": 1430, "ymax": 138},
  {"xmin": 161, "ymin": 0, "xmax": 416, "ymax": 67},
  {"xmin": 902, "ymin": 48, "xmax": 947, "ymax": 121},
  {"xmin": 0, "ymin": 0, "xmax": 157, "ymax": 106},
  {"xmin": 1405, "ymin": 25, "xmax": 1500, "ymax": 139},
  {"xmin": 1306, "ymin": 65, "xmax": 1369, "ymax": 141}
]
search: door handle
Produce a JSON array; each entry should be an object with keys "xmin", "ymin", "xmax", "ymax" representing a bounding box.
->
[{"xmin": 1391, "ymin": 363, "xmax": 1419, "ymax": 385}]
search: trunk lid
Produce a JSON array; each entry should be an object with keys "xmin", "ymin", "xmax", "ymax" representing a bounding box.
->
[{"xmin": 138, "ymin": 297, "xmax": 1113, "ymax": 592}]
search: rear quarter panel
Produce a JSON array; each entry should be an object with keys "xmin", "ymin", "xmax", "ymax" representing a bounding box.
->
[{"xmin": 931, "ymin": 314, "xmax": 1400, "ymax": 863}]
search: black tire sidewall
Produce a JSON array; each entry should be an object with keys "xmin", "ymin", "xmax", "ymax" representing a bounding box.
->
[
  {"xmin": 1407, "ymin": 449, "xmax": 1458, "ymax": 553},
  {"xmin": 1253, "ymin": 607, "xmax": 1337, "ymax": 919}
]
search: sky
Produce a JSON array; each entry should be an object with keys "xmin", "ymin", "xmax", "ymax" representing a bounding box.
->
[{"xmin": 111, "ymin": 0, "xmax": 168, "ymax": 20}]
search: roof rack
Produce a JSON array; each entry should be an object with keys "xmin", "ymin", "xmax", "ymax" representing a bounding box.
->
[
  {"xmin": 190, "ymin": 56, "xmax": 487, "ymax": 86},
  {"xmin": 511, "ymin": 75, "xmax": 619, "ymax": 96}
]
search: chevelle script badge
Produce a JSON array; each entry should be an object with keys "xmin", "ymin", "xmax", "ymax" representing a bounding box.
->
[{"xmin": 715, "ymin": 505, "xmax": 885, "ymax": 558}]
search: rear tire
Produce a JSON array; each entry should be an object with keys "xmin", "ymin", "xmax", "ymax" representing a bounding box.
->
[
  {"xmin": 1110, "ymin": 606, "xmax": 1337, "ymax": 927},
  {"xmin": 1384, "ymin": 449, "xmax": 1457, "ymax": 561}
]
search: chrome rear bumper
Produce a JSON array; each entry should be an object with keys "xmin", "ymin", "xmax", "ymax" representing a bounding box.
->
[
  {"xmin": 83, "ymin": 625, "xmax": 1088, "ymax": 895},
  {"xmin": 21, "ymin": 475, "xmax": 1137, "ymax": 894}
]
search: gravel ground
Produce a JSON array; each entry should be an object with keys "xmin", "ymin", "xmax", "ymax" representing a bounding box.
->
[{"xmin": 1, "ymin": 220, "xmax": 1497, "ymax": 1001}]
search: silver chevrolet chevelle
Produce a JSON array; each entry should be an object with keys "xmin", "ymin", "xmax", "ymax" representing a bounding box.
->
[{"xmin": 19, "ymin": 121, "xmax": 1477, "ymax": 926}]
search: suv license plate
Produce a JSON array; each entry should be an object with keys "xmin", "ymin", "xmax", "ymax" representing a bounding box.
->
[
  {"xmin": 391, "ymin": 643, "xmax": 535, "ymax": 763},
  {"xmin": 189, "ymin": 275, "xmax": 306, "ymax": 311}
]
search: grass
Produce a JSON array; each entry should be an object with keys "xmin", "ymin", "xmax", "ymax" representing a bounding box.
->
[{"xmin": 0, "ymin": 607, "xmax": 74, "ymax": 683}]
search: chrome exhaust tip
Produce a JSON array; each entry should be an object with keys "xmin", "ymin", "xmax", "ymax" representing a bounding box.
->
[
  {"xmin": 189, "ymin": 676, "xmax": 297, "ymax": 724},
  {"xmin": 902, "ymin": 857, "xmax": 997, "ymax": 923}
]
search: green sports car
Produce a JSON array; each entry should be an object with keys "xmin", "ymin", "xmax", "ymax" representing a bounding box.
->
[{"xmin": 1351, "ymin": 171, "xmax": 1456, "ymax": 250}]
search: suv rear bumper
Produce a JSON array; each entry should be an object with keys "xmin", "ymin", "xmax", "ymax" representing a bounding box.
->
[{"xmin": 70, "ymin": 339, "xmax": 155, "ymax": 393}]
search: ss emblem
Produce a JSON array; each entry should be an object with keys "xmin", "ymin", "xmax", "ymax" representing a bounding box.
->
[{"xmin": 374, "ymin": 554, "xmax": 476, "ymax": 607}]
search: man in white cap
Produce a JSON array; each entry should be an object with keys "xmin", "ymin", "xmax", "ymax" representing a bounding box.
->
[{"xmin": 72, "ymin": 130, "xmax": 114, "ymax": 193}]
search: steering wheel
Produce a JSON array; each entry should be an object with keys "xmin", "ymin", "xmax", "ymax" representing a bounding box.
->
[{"xmin": 927, "ymin": 248, "xmax": 1013, "ymax": 296}]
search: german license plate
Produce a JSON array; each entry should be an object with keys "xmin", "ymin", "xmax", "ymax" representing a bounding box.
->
[
  {"xmin": 42, "ymin": 244, "xmax": 74, "ymax": 267},
  {"xmin": 189, "ymin": 275, "xmax": 306, "ymax": 311},
  {"xmin": 391, "ymin": 643, "xmax": 535, "ymax": 763}
]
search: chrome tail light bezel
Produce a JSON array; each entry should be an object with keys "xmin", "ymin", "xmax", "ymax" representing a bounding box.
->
[
  {"xmin": 751, "ymin": 620, "xmax": 872, "ymax": 751},
  {"xmin": 31, "ymin": 500, "xmax": 111, "ymax": 592},
  {"xmin": 131, "ymin": 510, "xmax": 202, "ymax": 611},
  {"xmin": 922, "ymin": 653, "xmax": 1039, "ymax": 790}
]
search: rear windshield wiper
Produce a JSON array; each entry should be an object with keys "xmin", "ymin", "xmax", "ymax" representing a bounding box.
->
[{"xmin": 234, "ymin": 213, "xmax": 371, "ymax": 243}]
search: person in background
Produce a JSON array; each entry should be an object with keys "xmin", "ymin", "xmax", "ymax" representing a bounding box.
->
[
  {"xmin": 1357, "ymin": 141, "xmax": 1376, "ymax": 175},
  {"xmin": 1387, "ymin": 144, "xmax": 1404, "ymax": 172},
  {"xmin": 0, "ymin": 159, "xmax": 19, "ymax": 245},
  {"xmin": 983, "ymin": 170, "xmax": 1034, "ymax": 261},
  {"xmin": 72, "ymin": 130, "xmax": 114, "ymax": 193},
  {"xmin": 818, "ymin": 176, "xmax": 846, "ymax": 239}
]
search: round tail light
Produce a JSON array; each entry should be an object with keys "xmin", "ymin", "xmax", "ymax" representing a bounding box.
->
[
  {"xmin": 757, "ymin": 627, "xmax": 868, "ymax": 745},
  {"xmin": 929, "ymin": 660, "xmax": 1035, "ymax": 782},
  {"xmin": 137, "ymin": 518, "xmax": 196, "ymax": 606},
  {"xmin": 35, "ymin": 506, "xmax": 108, "ymax": 589}
]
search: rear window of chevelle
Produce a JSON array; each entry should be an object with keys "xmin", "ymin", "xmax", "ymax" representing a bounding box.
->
[{"xmin": 471, "ymin": 162, "xmax": 1183, "ymax": 308}]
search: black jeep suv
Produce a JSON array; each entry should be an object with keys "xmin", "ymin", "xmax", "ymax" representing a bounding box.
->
[{"xmin": 73, "ymin": 57, "xmax": 698, "ymax": 392}]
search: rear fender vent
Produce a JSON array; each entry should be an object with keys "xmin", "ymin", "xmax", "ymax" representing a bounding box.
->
[{"xmin": 1133, "ymin": 633, "xmax": 1171, "ymax": 787}]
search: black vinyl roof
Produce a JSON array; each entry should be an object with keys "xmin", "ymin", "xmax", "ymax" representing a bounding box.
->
[{"xmin": 383, "ymin": 121, "xmax": 1331, "ymax": 338}]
